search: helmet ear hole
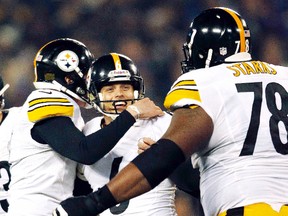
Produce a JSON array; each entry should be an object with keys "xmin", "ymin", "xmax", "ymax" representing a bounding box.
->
[
  {"xmin": 64, "ymin": 76, "xmax": 74, "ymax": 85},
  {"xmin": 197, "ymin": 50, "xmax": 206, "ymax": 60}
]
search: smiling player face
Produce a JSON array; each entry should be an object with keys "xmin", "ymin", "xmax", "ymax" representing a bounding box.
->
[{"xmin": 100, "ymin": 82, "xmax": 134, "ymax": 114}]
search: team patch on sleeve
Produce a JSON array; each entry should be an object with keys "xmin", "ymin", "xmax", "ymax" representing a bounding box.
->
[
  {"xmin": 164, "ymin": 79, "xmax": 201, "ymax": 111},
  {"xmin": 27, "ymin": 97, "xmax": 74, "ymax": 122}
]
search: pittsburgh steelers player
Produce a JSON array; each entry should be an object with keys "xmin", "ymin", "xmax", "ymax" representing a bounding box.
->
[
  {"xmin": 6, "ymin": 38, "xmax": 163, "ymax": 216},
  {"xmin": 0, "ymin": 75, "xmax": 11, "ymax": 215},
  {"xmin": 55, "ymin": 7, "xmax": 288, "ymax": 216}
]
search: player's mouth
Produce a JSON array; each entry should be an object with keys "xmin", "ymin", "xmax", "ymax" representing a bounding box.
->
[{"xmin": 113, "ymin": 101, "xmax": 127, "ymax": 108}]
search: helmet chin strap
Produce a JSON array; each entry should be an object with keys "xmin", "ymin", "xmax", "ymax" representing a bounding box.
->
[
  {"xmin": 0, "ymin": 84, "xmax": 10, "ymax": 97},
  {"xmin": 95, "ymin": 90, "xmax": 141, "ymax": 121},
  {"xmin": 96, "ymin": 106, "xmax": 119, "ymax": 120},
  {"xmin": 205, "ymin": 49, "xmax": 213, "ymax": 68},
  {"xmin": 50, "ymin": 80, "xmax": 92, "ymax": 109},
  {"xmin": 134, "ymin": 90, "xmax": 139, "ymax": 99},
  {"xmin": 94, "ymin": 93, "xmax": 120, "ymax": 120}
]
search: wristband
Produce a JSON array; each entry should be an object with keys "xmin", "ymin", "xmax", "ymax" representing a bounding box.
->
[
  {"xmin": 128, "ymin": 105, "xmax": 141, "ymax": 119},
  {"xmin": 87, "ymin": 185, "xmax": 117, "ymax": 214}
]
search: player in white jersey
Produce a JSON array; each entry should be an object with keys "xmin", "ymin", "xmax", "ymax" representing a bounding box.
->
[
  {"xmin": 54, "ymin": 7, "xmax": 288, "ymax": 216},
  {"xmin": 79, "ymin": 53, "xmax": 178, "ymax": 215},
  {"xmin": 0, "ymin": 76, "xmax": 11, "ymax": 215},
  {"xmin": 0, "ymin": 107, "xmax": 22, "ymax": 216},
  {"xmin": 7, "ymin": 39, "xmax": 162, "ymax": 216}
]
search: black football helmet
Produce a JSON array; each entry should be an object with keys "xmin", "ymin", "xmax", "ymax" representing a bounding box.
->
[
  {"xmin": 181, "ymin": 7, "xmax": 251, "ymax": 73},
  {"xmin": 0, "ymin": 75, "xmax": 9, "ymax": 110},
  {"xmin": 34, "ymin": 38, "xmax": 94, "ymax": 106},
  {"xmin": 88, "ymin": 53, "xmax": 144, "ymax": 116}
]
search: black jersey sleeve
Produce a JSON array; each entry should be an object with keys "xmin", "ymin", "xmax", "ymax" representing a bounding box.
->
[{"xmin": 31, "ymin": 110, "xmax": 135, "ymax": 164}]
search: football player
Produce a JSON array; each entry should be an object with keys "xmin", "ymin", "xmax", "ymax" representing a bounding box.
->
[
  {"xmin": 6, "ymin": 38, "xmax": 163, "ymax": 216},
  {"xmin": 0, "ymin": 75, "xmax": 11, "ymax": 215},
  {"xmin": 78, "ymin": 53, "xmax": 179, "ymax": 215},
  {"xmin": 60, "ymin": 49, "xmax": 203, "ymax": 214},
  {"xmin": 54, "ymin": 7, "xmax": 288, "ymax": 216}
]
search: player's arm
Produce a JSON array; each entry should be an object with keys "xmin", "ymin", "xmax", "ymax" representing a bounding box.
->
[
  {"xmin": 53, "ymin": 107, "xmax": 213, "ymax": 216},
  {"xmin": 138, "ymin": 137, "xmax": 200, "ymax": 198},
  {"xmin": 108, "ymin": 107, "xmax": 212, "ymax": 201},
  {"xmin": 32, "ymin": 97, "xmax": 163, "ymax": 165},
  {"xmin": 31, "ymin": 110, "xmax": 135, "ymax": 165}
]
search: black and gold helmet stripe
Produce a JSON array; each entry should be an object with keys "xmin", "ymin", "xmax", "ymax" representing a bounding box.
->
[
  {"xmin": 222, "ymin": 7, "xmax": 248, "ymax": 52},
  {"xmin": 110, "ymin": 53, "xmax": 122, "ymax": 70}
]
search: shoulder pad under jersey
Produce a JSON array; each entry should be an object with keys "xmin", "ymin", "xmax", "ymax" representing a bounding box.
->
[{"xmin": 27, "ymin": 90, "xmax": 74, "ymax": 122}]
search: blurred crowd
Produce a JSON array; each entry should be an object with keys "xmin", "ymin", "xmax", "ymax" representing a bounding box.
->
[{"xmin": 1, "ymin": 0, "xmax": 287, "ymax": 120}]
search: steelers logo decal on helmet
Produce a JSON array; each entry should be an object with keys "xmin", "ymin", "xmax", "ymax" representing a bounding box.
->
[{"xmin": 56, "ymin": 50, "xmax": 80, "ymax": 72}]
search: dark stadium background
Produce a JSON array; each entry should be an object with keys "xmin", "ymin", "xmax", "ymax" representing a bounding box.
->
[{"xmin": 1, "ymin": 0, "xmax": 287, "ymax": 121}]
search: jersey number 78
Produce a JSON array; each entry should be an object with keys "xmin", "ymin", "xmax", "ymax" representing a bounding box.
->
[{"xmin": 236, "ymin": 82, "xmax": 288, "ymax": 156}]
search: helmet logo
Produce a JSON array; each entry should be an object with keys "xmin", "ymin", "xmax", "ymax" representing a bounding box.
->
[
  {"xmin": 56, "ymin": 50, "xmax": 79, "ymax": 72},
  {"xmin": 108, "ymin": 70, "xmax": 131, "ymax": 81},
  {"xmin": 219, "ymin": 47, "xmax": 227, "ymax": 56}
]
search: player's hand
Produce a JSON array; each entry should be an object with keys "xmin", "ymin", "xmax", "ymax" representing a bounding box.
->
[
  {"xmin": 127, "ymin": 98, "xmax": 164, "ymax": 120},
  {"xmin": 53, "ymin": 185, "xmax": 115, "ymax": 216},
  {"xmin": 52, "ymin": 196, "xmax": 95, "ymax": 216},
  {"xmin": 138, "ymin": 137, "xmax": 156, "ymax": 154}
]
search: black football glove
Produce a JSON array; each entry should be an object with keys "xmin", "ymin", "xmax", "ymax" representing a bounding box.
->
[
  {"xmin": 53, "ymin": 185, "xmax": 117, "ymax": 216},
  {"xmin": 53, "ymin": 195, "xmax": 97, "ymax": 216}
]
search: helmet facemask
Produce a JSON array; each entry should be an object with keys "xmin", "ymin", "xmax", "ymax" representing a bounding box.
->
[
  {"xmin": 90, "ymin": 80, "xmax": 142, "ymax": 120},
  {"xmin": 88, "ymin": 53, "xmax": 144, "ymax": 119}
]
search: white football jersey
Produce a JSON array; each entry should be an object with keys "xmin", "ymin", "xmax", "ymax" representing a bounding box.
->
[
  {"xmin": 7, "ymin": 89, "xmax": 85, "ymax": 216},
  {"xmin": 164, "ymin": 53, "xmax": 288, "ymax": 216},
  {"xmin": 0, "ymin": 107, "xmax": 21, "ymax": 161},
  {"xmin": 80, "ymin": 112, "xmax": 178, "ymax": 216},
  {"xmin": 0, "ymin": 107, "xmax": 21, "ymax": 216}
]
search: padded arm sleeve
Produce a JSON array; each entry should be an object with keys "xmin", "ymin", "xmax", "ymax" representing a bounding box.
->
[
  {"xmin": 132, "ymin": 139, "xmax": 186, "ymax": 188},
  {"xmin": 31, "ymin": 110, "xmax": 135, "ymax": 165}
]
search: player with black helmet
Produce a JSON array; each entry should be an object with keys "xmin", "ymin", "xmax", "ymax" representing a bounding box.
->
[
  {"xmin": 88, "ymin": 52, "xmax": 145, "ymax": 117},
  {"xmin": 77, "ymin": 52, "xmax": 180, "ymax": 215},
  {"xmin": 54, "ymin": 7, "xmax": 288, "ymax": 216},
  {"xmin": 7, "ymin": 38, "xmax": 163, "ymax": 216},
  {"xmin": 181, "ymin": 6, "xmax": 251, "ymax": 72}
]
